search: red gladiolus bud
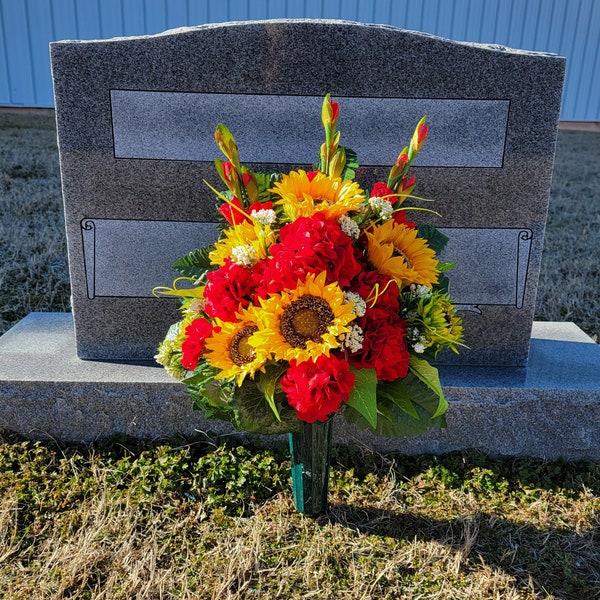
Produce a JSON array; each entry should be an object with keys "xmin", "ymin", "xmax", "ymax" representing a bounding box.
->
[
  {"xmin": 222, "ymin": 161, "xmax": 236, "ymax": 182},
  {"xmin": 329, "ymin": 99, "xmax": 339, "ymax": 125},
  {"xmin": 217, "ymin": 197, "xmax": 245, "ymax": 225},
  {"xmin": 395, "ymin": 153, "xmax": 409, "ymax": 167},
  {"xmin": 400, "ymin": 175, "xmax": 416, "ymax": 192}
]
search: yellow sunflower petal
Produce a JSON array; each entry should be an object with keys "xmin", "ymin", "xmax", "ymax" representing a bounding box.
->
[
  {"xmin": 208, "ymin": 221, "xmax": 275, "ymax": 267},
  {"xmin": 270, "ymin": 170, "xmax": 365, "ymax": 221},
  {"xmin": 366, "ymin": 220, "xmax": 439, "ymax": 288},
  {"xmin": 204, "ymin": 308, "xmax": 269, "ymax": 385}
]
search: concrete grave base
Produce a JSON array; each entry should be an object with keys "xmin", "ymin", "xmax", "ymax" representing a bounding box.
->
[{"xmin": 1, "ymin": 313, "xmax": 599, "ymax": 461}]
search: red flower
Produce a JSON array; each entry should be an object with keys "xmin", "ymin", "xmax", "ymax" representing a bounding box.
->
[
  {"xmin": 281, "ymin": 355, "xmax": 355, "ymax": 423},
  {"xmin": 181, "ymin": 318, "xmax": 216, "ymax": 371},
  {"xmin": 392, "ymin": 210, "xmax": 416, "ymax": 228},
  {"xmin": 329, "ymin": 99, "xmax": 340, "ymax": 124},
  {"xmin": 218, "ymin": 198, "xmax": 274, "ymax": 226},
  {"xmin": 350, "ymin": 270, "xmax": 400, "ymax": 313},
  {"xmin": 350, "ymin": 308, "xmax": 409, "ymax": 381},
  {"xmin": 370, "ymin": 181, "xmax": 395, "ymax": 200},
  {"xmin": 204, "ymin": 259, "xmax": 263, "ymax": 321},
  {"xmin": 260, "ymin": 213, "xmax": 361, "ymax": 294},
  {"xmin": 306, "ymin": 170, "xmax": 320, "ymax": 181},
  {"xmin": 217, "ymin": 197, "xmax": 246, "ymax": 225}
]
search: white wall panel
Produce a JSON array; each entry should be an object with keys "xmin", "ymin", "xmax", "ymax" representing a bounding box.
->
[{"xmin": 0, "ymin": 0, "xmax": 597, "ymax": 119}]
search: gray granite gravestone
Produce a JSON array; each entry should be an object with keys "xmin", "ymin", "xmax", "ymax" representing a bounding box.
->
[
  {"xmin": 50, "ymin": 20, "xmax": 565, "ymax": 366},
  {"xmin": 4, "ymin": 20, "xmax": 600, "ymax": 457}
]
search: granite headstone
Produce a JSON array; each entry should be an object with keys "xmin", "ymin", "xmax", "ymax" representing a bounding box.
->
[{"xmin": 50, "ymin": 20, "xmax": 565, "ymax": 365}]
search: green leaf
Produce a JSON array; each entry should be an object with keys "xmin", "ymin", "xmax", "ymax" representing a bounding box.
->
[
  {"xmin": 417, "ymin": 224, "xmax": 449, "ymax": 255},
  {"xmin": 408, "ymin": 356, "xmax": 448, "ymax": 418},
  {"xmin": 187, "ymin": 374, "xmax": 235, "ymax": 422},
  {"xmin": 233, "ymin": 382, "xmax": 301, "ymax": 434},
  {"xmin": 256, "ymin": 364, "xmax": 288, "ymax": 422},
  {"xmin": 172, "ymin": 247, "xmax": 213, "ymax": 279},
  {"xmin": 344, "ymin": 362, "xmax": 449, "ymax": 438},
  {"xmin": 346, "ymin": 368, "xmax": 378, "ymax": 429},
  {"xmin": 438, "ymin": 261, "xmax": 457, "ymax": 272},
  {"xmin": 375, "ymin": 395, "xmax": 447, "ymax": 438},
  {"xmin": 344, "ymin": 394, "xmax": 446, "ymax": 438},
  {"xmin": 435, "ymin": 273, "xmax": 450, "ymax": 294},
  {"xmin": 341, "ymin": 146, "xmax": 359, "ymax": 181},
  {"xmin": 378, "ymin": 381, "xmax": 420, "ymax": 420}
]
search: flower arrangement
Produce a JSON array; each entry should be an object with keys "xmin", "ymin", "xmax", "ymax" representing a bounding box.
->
[{"xmin": 155, "ymin": 95, "xmax": 463, "ymax": 438}]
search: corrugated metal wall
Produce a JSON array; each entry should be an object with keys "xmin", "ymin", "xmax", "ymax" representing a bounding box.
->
[{"xmin": 1, "ymin": 0, "xmax": 598, "ymax": 120}]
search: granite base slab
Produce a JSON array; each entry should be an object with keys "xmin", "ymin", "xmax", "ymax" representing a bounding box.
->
[{"xmin": 1, "ymin": 313, "xmax": 599, "ymax": 461}]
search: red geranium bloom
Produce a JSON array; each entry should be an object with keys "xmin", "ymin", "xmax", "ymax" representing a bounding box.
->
[
  {"xmin": 281, "ymin": 354, "xmax": 355, "ymax": 423},
  {"xmin": 204, "ymin": 259, "xmax": 263, "ymax": 321},
  {"xmin": 260, "ymin": 213, "xmax": 361, "ymax": 295},
  {"xmin": 350, "ymin": 308, "xmax": 409, "ymax": 381},
  {"xmin": 181, "ymin": 317, "xmax": 216, "ymax": 371},
  {"xmin": 350, "ymin": 270, "xmax": 400, "ymax": 313}
]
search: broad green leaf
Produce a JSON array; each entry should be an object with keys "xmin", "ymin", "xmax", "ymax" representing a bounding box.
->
[
  {"xmin": 375, "ymin": 395, "xmax": 447, "ymax": 437},
  {"xmin": 341, "ymin": 146, "xmax": 359, "ymax": 181},
  {"xmin": 434, "ymin": 273, "xmax": 450, "ymax": 294},
  {"xmin": 344, "ymin": 395, "xmax": 446, "ymax": 438},
  {"xmin": 187, "ymin": 376, "xmax": 235, "ymax": 422},
  {"xmin": 346, "ymin": 368, "xmax": 378, "ymax": 429},
  {"xmin": 409, "ymin": 356, "xmax": 448, "ymax": 418},
  {"xmin": 378, "ymin": 380, "xmax": 420, "ymax": 420},
  {"xmin": 256, "ymin": 364, "xmax": 288, "ymax": 422},
  {"xmin": 233, "ymin": 382, "xmax": 301, "ymax": 434},
  {"xmin": 417, "ymin": 224, "xmax": 449, "ymax": 255}
]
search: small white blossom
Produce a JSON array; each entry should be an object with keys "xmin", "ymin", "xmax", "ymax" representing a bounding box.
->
[
  {"xmin": 231, "ymin": 244, "xmax": 257, "ymax": 266},
  {"xmin": 341, "ymin": 324, "xmax": 364, "ymax": 353},
  {"xmin": 368, "ymin": 196, "xmax": 394, "ymax": 221},
  {"xmin": 410, "ymin": 284, "xmax": 431, "ymax": 298},
  {"xmin": 338, "ymin": 214, "xmax": 361, "ymax": 239},
  {"xmin": 413, "ymin": 342, "xmax": 426, "ymax": 354},
  {"xmin": 344, "ymin": 291, "xmax": 367, "ymax": 317},
  {"xmin": 251, "ymin": 208, "xmax": 277, "ymax": 226}
]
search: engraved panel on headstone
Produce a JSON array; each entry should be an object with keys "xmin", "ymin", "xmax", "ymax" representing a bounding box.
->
[
  {"xmin": 80, "ymin": 219, "xmax": 219, "ymax": 299},
  {"xmin": 111, "ymin": 91, "xmax": 509, "ymax": 167}
]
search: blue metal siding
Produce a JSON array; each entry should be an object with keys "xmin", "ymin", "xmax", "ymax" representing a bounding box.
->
[{"xmin": 0, "ymin": 0, "xmax": 598, "ymax": 120}]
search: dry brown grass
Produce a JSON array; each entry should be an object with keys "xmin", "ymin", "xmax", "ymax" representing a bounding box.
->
[{"xmin": 0, "ymin": 439, "xmax": 598, "ymax": 599}]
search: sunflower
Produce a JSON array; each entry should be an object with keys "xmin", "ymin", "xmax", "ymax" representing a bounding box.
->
[
  {"xmin": 366, "ymin": 220, "xmax": 439, "ymax": 288},
  {"xmin": 204, "ymin": 308, "xmax": 269, "ymax": 385},
  {"xmin": 270, "ymin": 170, "xmax": 365, "ymax": 221},
  {"xmin": 208, "ymin": 221, "xmax": 275, "ymax": 267},
  {"xmin": 417, "ymin": 291, "xmax": 464, "ymax": 354},
  {"xmin": 250, "ymin": 271, "xmax": 356, "ymax": 363}
]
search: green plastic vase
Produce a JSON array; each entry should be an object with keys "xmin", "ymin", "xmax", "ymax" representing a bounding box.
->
[{"xmin": 288, "ymin": 419, "xmax": 333, "ymax": 516}]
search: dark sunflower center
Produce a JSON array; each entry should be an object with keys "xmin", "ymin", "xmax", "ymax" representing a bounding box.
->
[
  {"xmin": 392, "ymin": 246, "xmax": 413, "ymax": 269},
  {"xmin": 281, "ymin": 295, "xmax": 334, "ymax": 348},
  {"xmin": 230, "ymin": 325, "xmax": 258, "ymax": 366}
]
